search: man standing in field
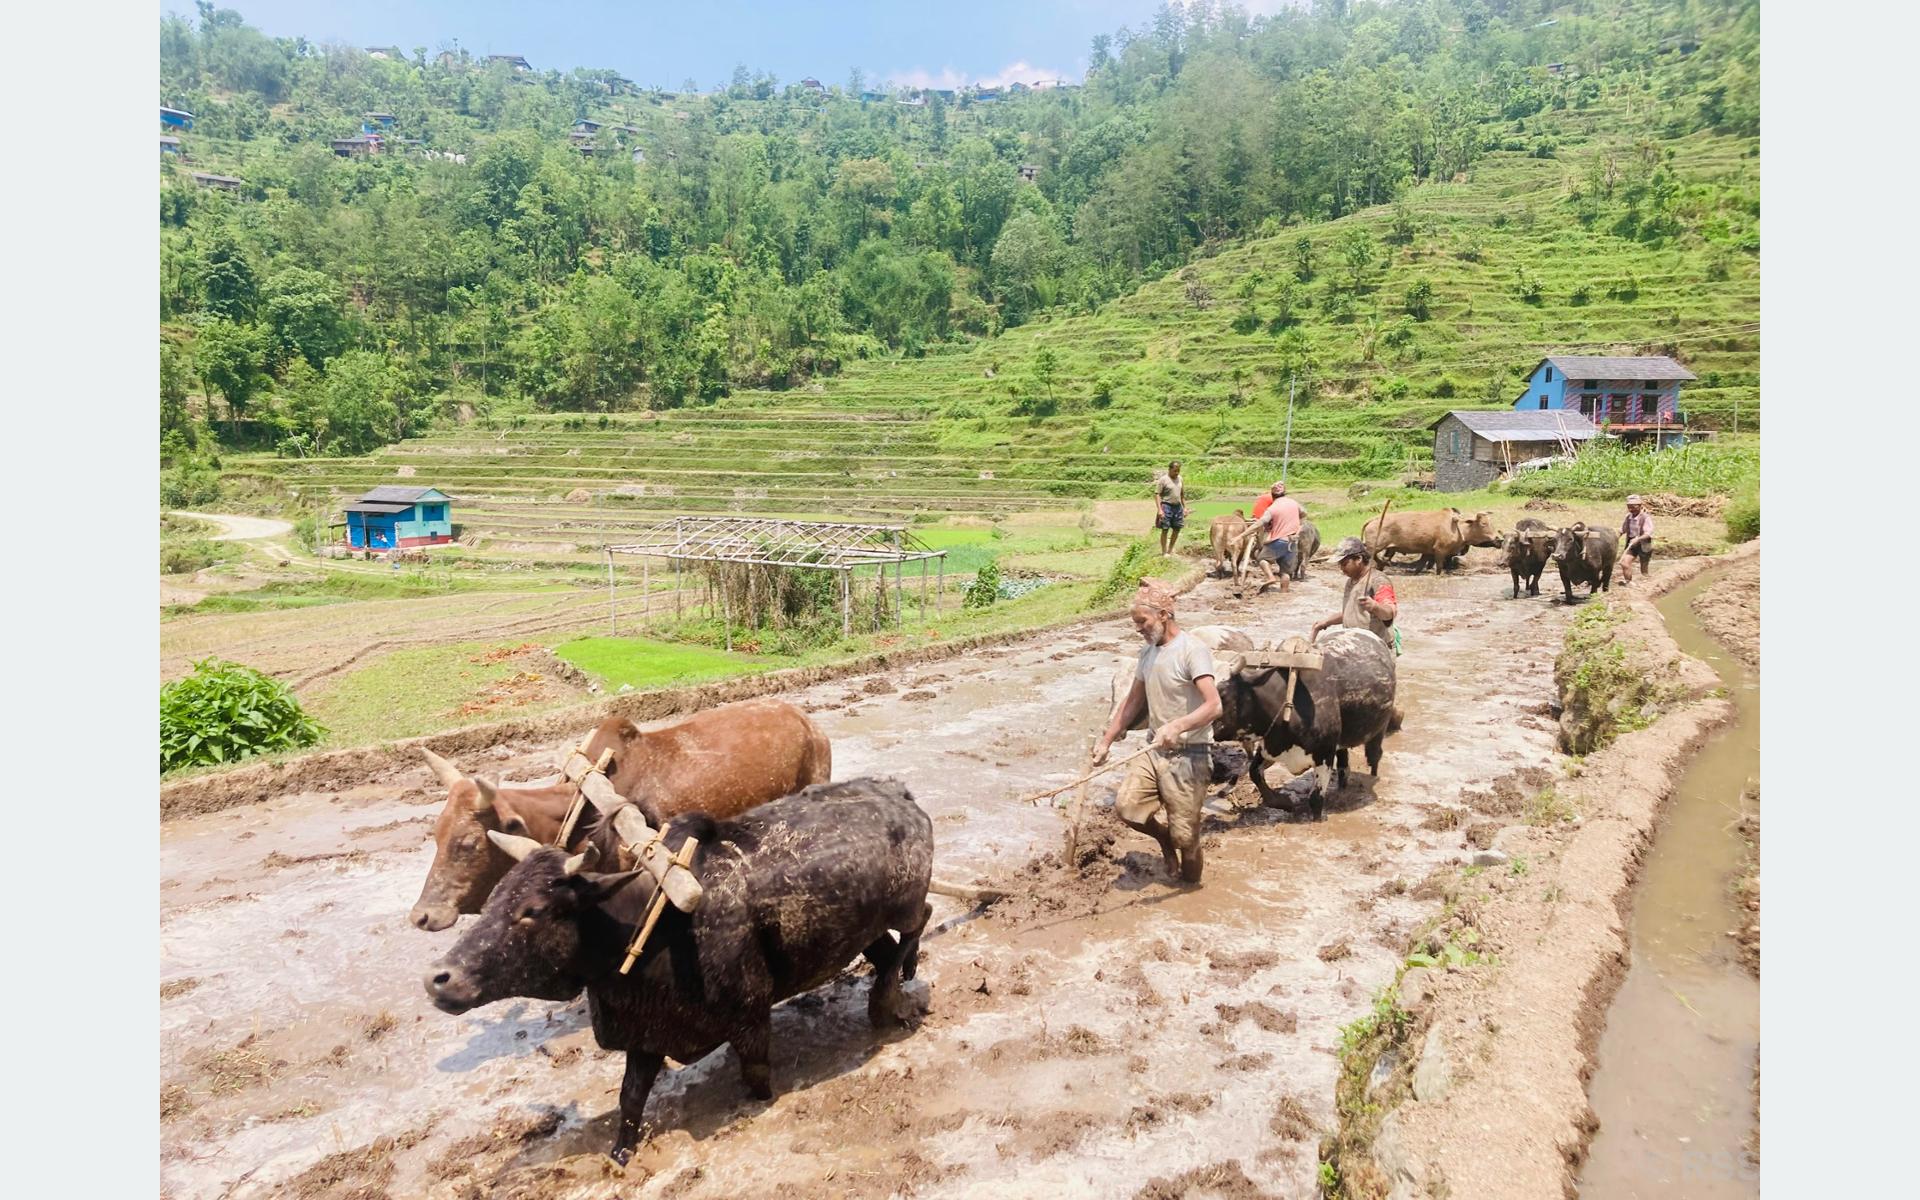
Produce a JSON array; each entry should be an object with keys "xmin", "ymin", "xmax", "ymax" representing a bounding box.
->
[
  {"xmin": 1092, "ymin": 581, "xmax": 1222, "ymax": 885},
  {"xmin": 1153, "ymin": 461, "xmax": 1187, "ymax": 555},
  {"xmin": 1255, "ymin": 482, "xmax": 1304, "ymax": 592},
  {"xmin": 1620, "ymin": 494, "xmax": 1655, "ymax": 582},
  {"xmin": 1313, "ymin": 537, "xmax": 1399, "ymax": 651}
]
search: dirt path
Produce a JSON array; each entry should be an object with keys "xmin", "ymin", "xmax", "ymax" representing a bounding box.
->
[
  {"xmin": 169, "ymin": 511, "xmax": 296, "ymax": 542},
  {"xmin": 159, "ymin": 559, "xmax": 1577, "ymax": 1199}
]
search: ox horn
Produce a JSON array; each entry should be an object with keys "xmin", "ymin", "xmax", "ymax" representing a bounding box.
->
[
  {"xmin": 421, "ymin": 746, "xmax": 464, "ymax": 788},
  {"xmin": 561, "ymin": 844, "xmax": 600, "ymax": 877},
  {"xmin": 469, "ymin": 776, "xmax": 499, "ymax": 814},
  {"xmin": 486, "ymin": 830, "xmax": 543, "ymax": 861}
]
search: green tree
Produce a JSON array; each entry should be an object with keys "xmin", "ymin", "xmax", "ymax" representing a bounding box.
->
[
  {"xmin": 193, "ymin": 317, "xmax": 267, "ymax": 436},
  {"xmin": 1292, "ymin": 236, "xmax": 1315, "ymax": 281},
  {"xmin": 1031, "ymin": 347, "xmax": 1059, "ymax": 405},
  {"xmin": 318, "ymin": 351, "xmax": 409, "ymax": 454},
  {"xmin": 197, "ymin": 229, "xmax": 258, "ymax": 321},
  {"xmin": 259, "ymin": 267, "xmax": 350, "ymax": 370},
  {"xmin": 1404, "ymin": 279, "xmax": 1433, "ymax": 321},
  {"xmin": 990, "ymin": 210, "xmax": 1066, "ymax": 325},
  {"xmin": 1339, "ymin": 227, "xmax": 1376, "ymax": 290}
]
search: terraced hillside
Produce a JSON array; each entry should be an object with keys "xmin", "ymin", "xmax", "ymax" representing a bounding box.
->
[{"xmin": 232, "ymin": 105, "xmax": 1756, "ymax": 544}]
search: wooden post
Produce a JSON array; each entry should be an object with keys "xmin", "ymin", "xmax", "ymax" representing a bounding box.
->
[
  {"xmin": 920, "ymin": 558, "xmax": 928, "ymax": 625},
  {"xmin": 937, "ymin": 557, "xmax": 944, "ymax": 618},
  {"xmin": 842, "ymin": 568, "xmax": 852, "ymax": 638},
  {"xmin": 642, "ymin": 555, "xmax": 650, "ymax": 628},
  {"xmin": 605, "ymin": 548, "xmax": 616, "ymax": 636},
  {"xmin": 721, "ymin": 569, "xmax": 732, "ymax": 652}
]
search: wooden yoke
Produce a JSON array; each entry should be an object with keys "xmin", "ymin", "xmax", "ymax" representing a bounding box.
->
[
  {"xmin": 1229, "ymin": 638, "xmax": 1323, "ymax": 725},
  {"xmin": 560, "ymin": 746, "xmax": 705, "ymax": 914}
]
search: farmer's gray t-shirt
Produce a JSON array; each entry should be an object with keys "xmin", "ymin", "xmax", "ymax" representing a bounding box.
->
[{"xmin": 1136, "ymin": 631, "xmax": 1216, "ymax": 747}]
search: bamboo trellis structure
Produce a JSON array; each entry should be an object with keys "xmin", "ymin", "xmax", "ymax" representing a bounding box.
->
[{"xmin": 605, "ymin": 517, "xmax": 949, "ymax": 649}]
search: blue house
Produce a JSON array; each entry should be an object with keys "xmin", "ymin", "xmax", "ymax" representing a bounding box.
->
[
  {"xmin": 161, "ymin": 106, "xmax": 194, "ymax": 130},
  {"xmin": 344, "ymin": 486, "xmax": 455, "ymax": 551},
  {"xmin": 1512, "ymin": 355, "xmax": 1697, "ymax": 447},
  {"xmin": 364, "ymin": 111, "xmax": 396, "ymax": 129}
]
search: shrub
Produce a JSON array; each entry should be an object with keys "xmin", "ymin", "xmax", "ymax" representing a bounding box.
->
[
  {"xmin": 1404, "ymin": 279, "xmax": 1433, "ymax": 321},
  {"xmin": 1089, "ymin": 540, "xmax": 1157, "ymax": 608},
  {"xmin": 1724, "ymin": 490, "xmax": 1759, "ymax": 542},
  {"xmin": 1569, "ymin": 284, "xmax": 1592, "ymax": 306},
  {"xmin": 160, "ymin": 658, "xmax": 325, "ymax": 772},
  {"xmin": 160, "ymin": 540, "xmax": 224, "ymax": 575},
  {"xmin": 963, "ymin": 559, "xmax": 1002, "ymax": 609},
  {"xmin": 1434, "ymin": 376, "xmax": 1458, "ymax": 398}
]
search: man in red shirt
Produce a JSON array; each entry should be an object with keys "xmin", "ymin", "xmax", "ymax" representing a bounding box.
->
[
  {"xmin": 1252, "ymin": 481, "xmax": 1284, "ymax": 521},
  {"xmin": 1255, "ymin": 485, "xmax": 1304, "ymax": 591}
]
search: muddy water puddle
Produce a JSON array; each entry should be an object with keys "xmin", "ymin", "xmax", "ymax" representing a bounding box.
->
[
  {"xmin": 161, "ymin": 565, "xmax": 1576, "ymax": 1199},
  {"xmin": 1578, "ymin": 569, "xmax": 1760, "ymax": 1198}
]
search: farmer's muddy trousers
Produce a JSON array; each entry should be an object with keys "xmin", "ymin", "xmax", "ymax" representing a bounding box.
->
[{"xmin": 1114, "ymin": 746, "xmax": 1210, "ymax": 852}]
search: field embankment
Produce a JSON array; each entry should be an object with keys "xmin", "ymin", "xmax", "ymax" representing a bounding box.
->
[{"xmin": 1323, "ymin": 541, "xmax": 1757, "ymax": 1200}]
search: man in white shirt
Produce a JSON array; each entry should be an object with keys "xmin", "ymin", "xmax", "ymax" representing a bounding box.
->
[{"xmin": 1092, "ymin": 581, "xmax": 1223, "ymax": 884}]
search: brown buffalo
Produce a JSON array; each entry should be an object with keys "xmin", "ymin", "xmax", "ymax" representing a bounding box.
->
[
  {"xmin": 1364, "ymin": 508, "xmax": 1500, "ymax": 573},
  {"xmin": 1208, "ymin": 511, "xmax": 1251, "ymax": 579},
  {"xmin": 408, "ymin": 700, "xmax": 832, "ymax": 931}
]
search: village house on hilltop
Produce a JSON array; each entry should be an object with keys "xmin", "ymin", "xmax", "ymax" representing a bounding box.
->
[{"xmin": 1511, "ymin": 354, "xmax": 1696, "ymax": 447}]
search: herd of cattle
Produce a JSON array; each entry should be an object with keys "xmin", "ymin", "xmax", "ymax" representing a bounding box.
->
[
  {"xmin": 395, "ymin": 504, "xmax": 1617, "ymax": 1163},
  {"xmin": 1210, "ymin": 503, "xmax": 1622, "ymax": 604}
]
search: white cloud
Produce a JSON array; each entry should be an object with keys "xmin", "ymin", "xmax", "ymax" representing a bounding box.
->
[{"xmin": 884, "ymin": 59, "xmax": 1075, "ymax": 91}]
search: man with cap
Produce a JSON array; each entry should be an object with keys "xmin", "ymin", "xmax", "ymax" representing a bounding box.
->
[
  {"xmin": 1619, "ymin": 495, "xmax": 1655, "ymax": 582},
  {"xmin": 1152, "ymin": 461, "xmax": 1187, "ymax": 556},
  {"xmin": 1091, "ymin": 579, "xmax": 1222, "ymax": 885},
  {"xmin": 1312, "ymin": 537, "xmax": 1398, "ymax": 650}
]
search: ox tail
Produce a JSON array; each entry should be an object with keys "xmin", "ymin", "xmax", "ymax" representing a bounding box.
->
[{"xmin": 928, "ymin": 876, "xmax": 1008, "ymax": 905}]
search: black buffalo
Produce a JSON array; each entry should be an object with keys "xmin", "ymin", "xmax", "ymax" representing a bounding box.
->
[
  {"xmin": 1553, "ymin": 522, "xmax": 1619, "ymax": 603},
  {"xmin": 424, "ymin": 777, "xmax": 934, "ymax": 1164},
  {"xmin": 1290, "ymin": 519, "xmax": 1322, "ymax": 582},
  {"xmin": 1215, "ymin": 629, "xmax": 1401, "ymax": 820},
  {"xmin": 1504, "ymin": 518, "xmax": 1554, "ymax": 598}
]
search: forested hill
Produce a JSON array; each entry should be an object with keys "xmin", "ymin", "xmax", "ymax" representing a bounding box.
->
[{"xmin": 160, "ymin": 0, "xmax": 1758, "ymax": 466}]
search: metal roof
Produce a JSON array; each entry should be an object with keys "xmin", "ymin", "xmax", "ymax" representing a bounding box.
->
[
  {"xmin": 1540, "ymin": 355, "xmax": 1697, "ymax": 381},
  {"xmin": 1432, "ymin": 410, "xmax": 1603, "ymax": 442},
  {"xmin": 356, "ymin": 485, "xmax": 449, "ymax": 504},
  {"xmin": 344, "ymin": 501, "xmax": 415, "ymax": 514}
]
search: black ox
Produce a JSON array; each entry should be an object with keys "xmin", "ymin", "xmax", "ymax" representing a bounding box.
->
[
  {"xmin": 1215, "ymin": 628, "xmax": 1401, "ymax": 820},
  {"xmin": 424, "ymin": 777, "xmax": 934, "ymax": 1164}
]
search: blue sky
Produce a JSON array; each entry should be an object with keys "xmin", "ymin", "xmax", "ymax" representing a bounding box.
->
[{"xmin": 162, "ymin": 1, "xmax": 1198, "ymax": 91}]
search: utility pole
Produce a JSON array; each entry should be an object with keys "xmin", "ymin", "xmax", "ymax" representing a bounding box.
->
[{"xmin": 1280, "ymin": 372, "xmax": 1297, "ymax": 487}]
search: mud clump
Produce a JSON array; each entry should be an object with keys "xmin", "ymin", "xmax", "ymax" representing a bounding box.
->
[
  {"xmin": 1420, "ymin": 806, "xmax": 1464, "ymax": 831},
  {"xmin": 262, "ymin": 848, "xmax": 370, "ymax": 870},
  {"xmin": 901, "ymin": 690, "xmax": 938, "ymax": 702},
  {"xmin": 1464, "ymin": 821, "xmax": 1501, "ymax": 850},
  {"xmin": 862, "ymin": 678, "xmax": 897, "ymax": 695},
  {"xmin": 285, "ymin": 1126, "xmax": 431, "ymax": 1199},
  {"xmin": 426, "ymin": 1108, "xmax": 565, "ymax": 1185},
  {"xmin": 1270, "ymin": 1094, "xmax": 1318, "ymax": 1141},
  {"xmin": 1216, "ymin": 1001, "xmax": 1298, "ymax": 1034},
  {"xmin": 1220, "ymin": 1052, "xmax": 1273, "ymax": 1072},
  {"xmin": 1133, "ymin": 1159, "xmax": 1271, "ymax": 1200},
  {"xmin": 1207, "ymin": 947, "xmax": 1280, "ymax": 984},
  {"xmin": 161, "ymin": 977, "xmax": 200, "ymax": 1001}
]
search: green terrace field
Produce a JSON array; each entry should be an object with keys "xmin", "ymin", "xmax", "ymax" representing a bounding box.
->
[{"xmin": 228, "ymin": 123, "xmax": 1756, "ymax": 549}]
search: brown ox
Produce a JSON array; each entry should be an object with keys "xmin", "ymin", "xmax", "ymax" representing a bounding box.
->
[
  {"xmin": 1208, "ymin": 511, "xmax": 1250, "ymax": 578},
  {"xmin": 408, "ymin": 699, "xmax": 832, "ymax": 931},
  {"xmin": 1362, "ymin": 508, "xmax": 1500, "ymax": 574}
]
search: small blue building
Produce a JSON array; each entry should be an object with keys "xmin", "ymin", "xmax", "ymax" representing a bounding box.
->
[
  {"xmin": 364, "ymin": 111, "xmax": 396, "ymax": 129},
  {"xmin": 161, "ymin": 106, "xmax": 194, "ymax": 130},
  {"xmin": 1512, "ymin": 355, "xmax": 1697, "ymax": 447},
  {"xmin": 344, "ymin": 486, "xmax": 455, "ymax": 551}
]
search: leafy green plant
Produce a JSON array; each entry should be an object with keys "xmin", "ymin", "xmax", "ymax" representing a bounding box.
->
[
  {"xmin": 160, "ymin": 658, "xmax": 325, "ymax": 772},
  {"xmin": 1088, "ymin": 539, "xmax": 1157, "ymax": 608},
  {"xmin": 963, "ymin": 559, "xmax": 1002, "ymax": 609}
]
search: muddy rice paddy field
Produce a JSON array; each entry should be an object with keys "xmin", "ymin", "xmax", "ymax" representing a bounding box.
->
[{"xmin": 161, "ymin": 557, "xmax": 1640, "ymax": 1199}]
